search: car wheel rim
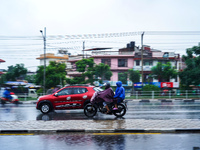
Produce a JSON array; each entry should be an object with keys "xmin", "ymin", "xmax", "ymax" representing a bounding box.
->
[{"xmin": 42, "ymin": 105, "xmax": 49, "ymax": 113}]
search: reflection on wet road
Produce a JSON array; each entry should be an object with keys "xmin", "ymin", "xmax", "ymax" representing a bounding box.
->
[
  {"xmin": 0, "ymin": 133, "xmax": 200, "ymax": 150},
  {"xmin": 0, "ymin": 100, "xmax": 200, "ymax": 121}
]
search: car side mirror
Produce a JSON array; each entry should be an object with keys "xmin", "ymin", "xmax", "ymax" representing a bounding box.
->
[{"xmin": 54, "ymin": 93, "xmax": 58, "ymax": 97}]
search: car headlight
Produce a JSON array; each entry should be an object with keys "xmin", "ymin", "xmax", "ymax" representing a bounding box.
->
[{"xmin": 37, "ymin": 96, "xmax": 41, "ymax": 101}]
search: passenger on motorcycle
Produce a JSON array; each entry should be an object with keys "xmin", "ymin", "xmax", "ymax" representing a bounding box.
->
[
  {"xmin": 113, "ymin": 81, "xmax": 125, "ymax": 110},
  {"xmin": 90, "ymin": 82, "xmax": 114, "ymax": 114},
  {"xmin": 3, "ymin": 87, "xmax": 13, "ymax": 102}
]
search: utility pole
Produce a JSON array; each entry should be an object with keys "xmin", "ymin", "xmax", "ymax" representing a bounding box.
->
[
  {"xmin": 40, "ymin": 27, "xmax": 46, "ymax": 95},
  {"xmin": 141, "ymin": 32, "xmax": 144, "ymax": 88},
  {"xmin": 83, "ymin": 41, "xmax": 85, "ymax": 59}
]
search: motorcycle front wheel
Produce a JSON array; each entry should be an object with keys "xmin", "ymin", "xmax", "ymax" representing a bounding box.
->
[
  {"xmin": 113, "ymin": 103, "xmax": 126, "ymax": 117},
  {"xmin": 84, "ymin": 103, "xmax": 97, "ymax": 117}
]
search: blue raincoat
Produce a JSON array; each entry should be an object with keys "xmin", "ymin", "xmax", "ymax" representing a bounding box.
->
[{"xmin": 114, "ymin": 81, "xmax": 125, "ymax": 100}]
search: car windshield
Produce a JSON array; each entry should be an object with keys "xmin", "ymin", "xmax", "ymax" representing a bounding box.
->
[{"xmin": 93, "ymin": 87, "xmax": 103, "ymax": 92}]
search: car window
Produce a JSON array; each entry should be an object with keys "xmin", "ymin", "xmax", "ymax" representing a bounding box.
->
[
  {"xmin": 57, "ymin": 88, "xmax": 73, "ymax": 96},
  {"xmin": 73, "ymin": 88, "xmax": 88, "ymax": 94},
  {"xmin": 93, "ymin": 87, "xmax": 104, "ymax": 92}
]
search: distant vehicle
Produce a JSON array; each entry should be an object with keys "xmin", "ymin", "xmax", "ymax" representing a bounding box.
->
[
  {"xmin": 36, "ymin": 85, "xmax": 103, "ymax": 114},
  {"xmin": 3, "ymin": 81, "xmax": 40, "ymax": 98},
  {"xmin": 1, "ymin": 92, "xmax": 22, "ymax": 104},
  {"xmin": 17, "ymin": 89, "xmax": 37, "ymax": 98}
]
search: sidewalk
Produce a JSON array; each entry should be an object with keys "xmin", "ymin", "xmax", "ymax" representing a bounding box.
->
[{"xmin": 1, "ymin": 119, "xmax": 200, "ymax": 134}]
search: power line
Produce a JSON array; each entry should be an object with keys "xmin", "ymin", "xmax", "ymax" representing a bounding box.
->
[{"xmin": 0, "ymin": 31, "xmax": 200, "ymax": 40}]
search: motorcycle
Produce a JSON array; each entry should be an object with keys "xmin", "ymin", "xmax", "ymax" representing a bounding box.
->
[
  {"xmin": 1, "ymin": 92, "xmax": 21, "ymax": 104},
  {"xmin": 84, "ymin": 100, "xmax": 127, "ymax": 117}
]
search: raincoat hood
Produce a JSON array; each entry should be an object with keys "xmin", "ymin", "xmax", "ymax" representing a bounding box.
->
[
  {"xmin": 116, "ymin": 81, "xmax": 122, "ymax": 87},
  {"xmin": 114, "ymin": 81, "xmax": 125, "ymax": 100}
]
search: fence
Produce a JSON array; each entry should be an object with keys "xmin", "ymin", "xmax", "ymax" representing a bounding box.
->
[
  {"xmin": 17, "ymin": 90, "xmax": 200, "ymax": 101},
  {"xmin": 126, "ymin": 90, "xmax": 200, "ymax": 100}
]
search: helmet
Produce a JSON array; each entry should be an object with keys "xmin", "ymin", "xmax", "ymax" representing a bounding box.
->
[{"xmin": 104, "ymin": 82, "xmax": 110, "ymax": 89}]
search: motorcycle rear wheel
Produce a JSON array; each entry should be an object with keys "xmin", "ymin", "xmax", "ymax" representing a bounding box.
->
[
  {"xmin": 113, "ymin": 103, "xmax": 126, "ymax": 117},
  {"xmin": 84, "ymin": 103, "xmax": 97, "ymax": 117}
]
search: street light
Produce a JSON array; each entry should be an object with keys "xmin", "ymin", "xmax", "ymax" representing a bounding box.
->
[
  {"xmin": 40, "ymin": 27, "xmax": 46, "ymax": 94},
  {"xmin": 141, "ymin": 32, "xmax": 144, "ymax": 88}
]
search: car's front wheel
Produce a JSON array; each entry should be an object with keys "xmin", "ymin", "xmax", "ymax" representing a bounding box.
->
[{"xmin": 40, "ymin": 103, "xmax": 52, "ymax": 114}]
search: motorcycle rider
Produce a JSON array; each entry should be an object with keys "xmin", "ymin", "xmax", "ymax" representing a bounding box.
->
[
  {"xmin": 102, "ymin": 82, "xmax": 114, "ymax": 113},
  {"xmin": 90, "ymin": 82, "xmax": 114, "ymax": 114},
  {"xmin": 3, "ymin": 87, "xmax": 13, "ymax": 102},
  {"xmin": 113, "ymin": 81, "xmax": 125, "ymax": 110}
]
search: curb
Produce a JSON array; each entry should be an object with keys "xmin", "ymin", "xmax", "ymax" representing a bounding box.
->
[{"xmin": 1, "ymin": 128, "xmax": 200, "ymax": 134}]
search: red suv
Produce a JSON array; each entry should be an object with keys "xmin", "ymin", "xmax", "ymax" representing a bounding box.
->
[{"xmin": 36, "ymin": 85, "xmax": 103, "ymax": 114}]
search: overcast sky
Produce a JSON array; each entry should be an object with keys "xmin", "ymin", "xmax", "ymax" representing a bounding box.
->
[{"xmin": 0, "ymin": 0, "xmax": 200, "ymax": 71}]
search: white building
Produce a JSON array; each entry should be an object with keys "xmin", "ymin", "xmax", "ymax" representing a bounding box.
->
[{"xmin": 36, "ymin": 53, "xmax": 69, "ymax": 66}]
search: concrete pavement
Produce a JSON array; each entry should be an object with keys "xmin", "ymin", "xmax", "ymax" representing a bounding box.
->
[{"xmin": 1, "ymin": 118, "xmax": 200, "ymax": 134}]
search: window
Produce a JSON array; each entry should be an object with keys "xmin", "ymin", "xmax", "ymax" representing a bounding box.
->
[
  {"xmin": 57, "ymin": 88, "xmax": 73, "ymax": 96},
  {"xmin": 118, "ymin": 59, "xmax": 127, "ymax": 67},
  {"xmin": 163, "ymin": 52, "xmax": 169, "ymax": 58},
  {"xmin": 93, "ymin": 87, "xmax": 104, "ymax": 92},
  {"xmin": 144, "ymin": 60, "xmax": 153, "ymax": 66},
  {"xmin": 73, "ymin": 88, "xmax": 88, "ymax": 94},
  {"xmin": 101, "ymin": 59, "xmax": 111, "ymax": 66},
  {"xmin": 136, "ymin": 60, "xmax": 140, "ymax": 66}
]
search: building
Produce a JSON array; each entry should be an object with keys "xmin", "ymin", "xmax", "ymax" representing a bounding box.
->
[
  {"xmin": 36, "ymin": 43, "xmax": 182, "ymax": 86},
  {"xmin": 0, "ymin": 58, "xmax": 6, "ymax": 76},
  {"xmin": 36, "ymin": 52, "xmax": 86, "ymax": 79},
  {"xmin": 133, "ymin": 45, "xmax": 180, "ymax": 82},
  {"xmin": 91, "ymin": 42, "xmax": 135, "ymax": 86},
  {"xmin": 36, "ymin": 53, "xmax": 69, "ymax": 66},
  {"xmin": 91, "ymin": 42, "xmax": 181, "ymax": 86},
  {"xmin": 66, "ymin": 54, "xmax": 85, "ymax": 78}
]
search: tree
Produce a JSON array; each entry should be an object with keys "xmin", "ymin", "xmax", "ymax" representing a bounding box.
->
[
  {"xmin": 118, "ymin": 72, "xmax": 128, "ymax": 84},
  {"xmin": 151, "ymin": 62, "xmax": 177, "ymax": 82},
  {"xmin": 66, "ymin": 76, "xmax": 86, "ymax": 85},
  {"xmin": 25, "ymin": 75, "xmax": 36, "ymax": 83},
  {"xmin": 179, "ymin": 45, "xmax": 200, "ymax": 88},
  {"xmin": 94, "ymin": 63, "xmax": 112, "ymax": 83},
  {"xmin": 35, "ymin": 61, "xmax": 66, "ymax": 90},
  {"xmin": 128, "ymin": 69, "xmax": 140, "ymax": 83},
  {"xmin": 0, "ymin": 74, "xmax": 7, "ymax": 85},
  {"xmin": 3, "ymin": 64, "xmax": 27, "ymax": 81},
  {"xmin": 75, "ymin": 58, "xmax": 112, "ymax": 85},
  {"xmin": 76, "ymin": 58, "xmax": 94, "ymax": 72},
  {"xmin": 75, "ymin": 58, "xmax": 95, "ymax": 84}
]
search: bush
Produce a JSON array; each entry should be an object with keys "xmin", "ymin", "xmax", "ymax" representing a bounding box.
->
[
  {"xmin": 36, "ymin": 88, "xmax": 43, "ymax": 96},
  {"xmin": 143, "ymin": 84, "xmax": 160, "ymax": 91}
]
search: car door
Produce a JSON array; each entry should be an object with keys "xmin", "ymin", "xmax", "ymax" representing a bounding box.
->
[
  {"xmin": 70, "ymin": 87, "xmax": 89, "ymax": 108},
  {"xmin": 53, "ymin": 87, "xmax": 74, "ymax": 109}
]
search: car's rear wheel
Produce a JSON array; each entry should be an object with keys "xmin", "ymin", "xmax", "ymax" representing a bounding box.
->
[{"xmin": 40, "ymin": 103, "xmax": 52, "ymax": 114}]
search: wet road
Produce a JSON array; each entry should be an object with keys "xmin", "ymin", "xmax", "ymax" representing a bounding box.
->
[
  {"xmin": 1, "ymin": 133, "xmax": 200, "ymax": 150},
  {"xmin": 1, "ymin": 100, "xmax": 200, "ymax": 150},
  {"xmin": 0, "ymin": 100, "xmax": 200, "ymax": 121}
]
